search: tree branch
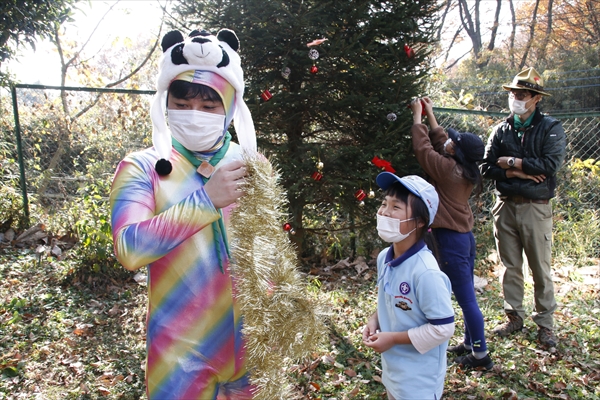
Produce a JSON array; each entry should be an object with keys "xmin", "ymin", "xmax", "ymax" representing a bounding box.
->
[
  {"xmin": 518, "ymin": 0, "xmax": 540, "ymax": 70},
  {"xmin": 65, "ymin": 1, "xmax": 120, "ymax": 71},
  {"xmin": 444, "ymin": 49, "xmax": 471, "ymax": 71},
  {"xmin": 508, "ymin": 0, "xmax": 516, "ymax": 70}
]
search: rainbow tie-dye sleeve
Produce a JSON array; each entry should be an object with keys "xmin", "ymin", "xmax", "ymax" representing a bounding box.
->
[{"xmin": 109, "ymin": 144, "xmax": 250, "ymax": 399}]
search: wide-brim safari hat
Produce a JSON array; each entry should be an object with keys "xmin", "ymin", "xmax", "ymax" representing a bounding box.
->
[{"xmin": 502, "ymin": 67, "xmax": 551, "ymax": 96}]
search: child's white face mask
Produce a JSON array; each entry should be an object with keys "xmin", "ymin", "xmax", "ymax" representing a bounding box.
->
[
  {"xmin": 167, "ymin": 109, "xmax": 225, "ymax": 151},
  {"xmin": 377, "ymin": 214, "xmax": 415, "ymax": 243}
]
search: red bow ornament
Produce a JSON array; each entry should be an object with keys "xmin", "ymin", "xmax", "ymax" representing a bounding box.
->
[{"xmin": 371, "ymin": 156, "xmax": 396, "ymax": 173}]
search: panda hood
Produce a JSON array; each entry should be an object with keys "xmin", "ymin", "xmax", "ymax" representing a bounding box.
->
[{"xmin": 150, "ymin": 29, "xmax": 256, "ymax": 175}]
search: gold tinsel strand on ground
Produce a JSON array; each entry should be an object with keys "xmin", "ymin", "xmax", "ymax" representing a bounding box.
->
[{"xmin": 229, "ymin": 153, "xmax": 328, "ymax": 399}]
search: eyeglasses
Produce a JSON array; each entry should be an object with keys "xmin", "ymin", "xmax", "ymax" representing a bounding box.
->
[{"xmin": 509, "ymin": 91, "xmax": 531, "ymax": 101}]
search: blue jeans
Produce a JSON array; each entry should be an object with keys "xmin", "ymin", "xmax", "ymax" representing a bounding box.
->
[{"xmin": 433, "ymin": 228, "xmax": 487, "ymax": 353}]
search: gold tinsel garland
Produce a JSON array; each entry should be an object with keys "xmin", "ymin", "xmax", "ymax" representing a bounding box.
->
[{"xmin": 229, "ymin": 153, "xmax": 327, "ymax": 399}]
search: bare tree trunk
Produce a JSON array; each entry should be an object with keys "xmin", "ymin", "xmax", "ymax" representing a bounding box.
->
[
  {"xmin": 487, "ymin": 0, "xmax": 502, "ymax": 51},
  {"xmin": 36, "ymin": 118, "xmax": 69, "ymax": 197},
  {"xmin": 537, "ymin": 0, "xmax": 554, "ymax": 63},
  {"xmin": 508, "ymin": 0, "xmax": 516, "ymax": 69},
  {"xmin": 458, "ymin": 0, "xmax": 482, "ymax": 60},
  {"xmin": 518, "ymin": 0, "xmax": 541, "ymax": 70}
]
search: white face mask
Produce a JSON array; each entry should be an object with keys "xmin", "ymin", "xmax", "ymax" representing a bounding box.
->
[
  {"xmin": 377, "ymin": 214, "xmax": 416, "ymax": 243},
  {"xmin": 508, "ymin": 97, "xmax": 532, "ymax": 116},
  {"xmin": 167, "ymin": 109, "xmax": 226, "ymax": 152}
]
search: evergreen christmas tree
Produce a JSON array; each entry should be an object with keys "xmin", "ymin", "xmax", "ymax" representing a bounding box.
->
[{"xmin": 170, "ymin": 0, "xmax": 440, "ymax": 256}]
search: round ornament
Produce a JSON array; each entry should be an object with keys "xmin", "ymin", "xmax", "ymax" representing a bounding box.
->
[
  {"xmin": 316, "ymin": 161, "xmax": 324, "ymax": 170},
  {"xmin": 368, "ymin": 190, "xmax": 375, "ymax": 199},
  {"xmin": 310, "ymin": 65, "xmax": 318, "ymax": 74},
  {"xmin": 308, "ymin": 49, "xmax": 319, "ymax": 60},
  {"xmin": 283, "ymin": 223, "xmax": 292, "ymax": 231},
  {"xmin": 281, "ymin": 67, "xmax": 291, "ymax": 79},
  {"xmin": 387, "ymin": 112, "xmax": 397, "ymax": 121}
]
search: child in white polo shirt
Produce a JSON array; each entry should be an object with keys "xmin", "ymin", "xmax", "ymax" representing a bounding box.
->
[{"xmin": 363, "ymin": 173, "xmax": 455, "ymax": 400}]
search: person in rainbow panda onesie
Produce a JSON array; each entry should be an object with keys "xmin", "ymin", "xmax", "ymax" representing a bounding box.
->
[{"xmin": 110, "ymin": 29, "xmax": 257, "ymax": 399}]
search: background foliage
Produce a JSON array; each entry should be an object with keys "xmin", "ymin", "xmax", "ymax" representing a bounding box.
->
[
  {"xmin": 437, "ymin": 0, "xmax": 599, "ymax": 114},
  {"xmin": 0, "ymin": 0, "xmax": 76, "ymax": 85}
]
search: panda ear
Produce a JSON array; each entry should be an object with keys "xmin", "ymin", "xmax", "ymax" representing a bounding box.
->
[
  {"xmin": 161, "ymin": 30, "xmax": 184, "ymax": 53},
  {"xmin": 217, "ymin": 29, "xmax": 240, "ymax": 52}
]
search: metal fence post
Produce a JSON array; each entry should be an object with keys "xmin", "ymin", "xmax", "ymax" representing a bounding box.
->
[{"xmin": 10, "ymin": 85, "xmax": 30, "ymax": 225}]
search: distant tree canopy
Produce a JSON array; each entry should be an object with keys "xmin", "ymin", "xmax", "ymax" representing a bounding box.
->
[
  {"xmin": 168, "ymin": 0, "xmax": 440, "ymax": 256},
  {"xmin": 0, "ymin": 0, "xmax": 77, "ymax": 84},
  {"xmin": 441, "ymin": 0, "xmax": 599, "ymax": 113}
]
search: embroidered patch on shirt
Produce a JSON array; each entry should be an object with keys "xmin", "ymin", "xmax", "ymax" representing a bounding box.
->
[
  {"xmin": 395, "ymin": 301, "xmax": 412, "ymax": 311},
  {"xmin": 394, "ymin": 295, "xmax": 413, "ymax": 304},
  {"xmin": 399, "ymin": 282, "xmax": 411, "ymax": 295}
]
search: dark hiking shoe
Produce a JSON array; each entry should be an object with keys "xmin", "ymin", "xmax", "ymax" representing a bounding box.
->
[
  {"xmin": 454, "ymin": 354, "xmax": 494, "ymax": 370},
  {"xmin": 447, "ymin": 342, "xmax": 471, "ymax": 356},
  {"xmin": 538, "ymin": 327, "xmax": 558, "ymax": 347},
  {"xmin": 492, "ymin": 313, "xmax": 523, "ymax": 337}
]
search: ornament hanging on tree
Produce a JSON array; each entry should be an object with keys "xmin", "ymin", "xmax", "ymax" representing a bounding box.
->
[
  {"xmin": 307, "ymin": 38, "xmax": 328, "ymax": 47},
  {"xmin": 404, "ymin": 44, "xmax": 415, "ymax": 58},
  {"xmin": 282, "ymin": 223, "xmax": 296, "ymax": 235},
  {"xmin": 312, "ymin": 157, "xmax": 324, "ymax": 180},
  {"xmin": 368, "ymin": 189, "xmax": 375, "ymax": 199},
  {"xmin": 308, "ymin": 49, "xmax": 319, "ymax": 74},
  {"xmin": 260, "ymin": 89, "xmax": 273, "ymax": 102},
  {"xmin": 371, "ymin": 156, "xmax": 396, "ymax": 173},
  {"xmin": 355, "ymin": 189, "xmax": 367, "ymax": 202},
  {"xmin": 281, "ymin": 67, "xmax": 291, "ymax": 79},
  {"xmin": 387, "ymin": 112, "xmax": 397, "ymax": 121}
]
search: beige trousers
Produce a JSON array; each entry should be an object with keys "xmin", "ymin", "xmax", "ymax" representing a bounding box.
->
[{"xmin": 492, "ymin": 199, "xmax": 556, "ymax": 329}]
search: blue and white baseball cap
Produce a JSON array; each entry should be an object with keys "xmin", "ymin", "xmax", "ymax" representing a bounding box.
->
[{"xmin": 376, "ymin": 172, "xmax": 439, "ymax": 226}]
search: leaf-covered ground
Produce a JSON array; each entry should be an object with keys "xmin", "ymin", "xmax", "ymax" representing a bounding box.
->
[{"xmin": 1, "ymin": 245, "xmax": 599, "ymax": 399}]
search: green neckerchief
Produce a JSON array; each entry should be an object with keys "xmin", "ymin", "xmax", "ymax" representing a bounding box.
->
[
  {"xmin": 514, "ymin": 112, "xmax": 535, "ymax": 139},
  {"xmin": 172, "ymin": 132, "xmax": 232, "ymax": 273}
]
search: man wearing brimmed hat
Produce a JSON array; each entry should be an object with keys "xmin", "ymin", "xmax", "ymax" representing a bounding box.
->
[{"xmin": 481, "ymin": 67, "xmax": 566, "ymax": 348}]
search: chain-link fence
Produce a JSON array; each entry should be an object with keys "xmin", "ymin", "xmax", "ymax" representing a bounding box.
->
[
  {"xmin": 434, "ymin": 108, "xmax": 600, "ymax": 216},
  {"xmin": 2, "ymin": 84, "xmax": 155, "ymax": 224},
  {"xmin": 2, "ymin": 85, "xmax": 600, "ymax": 228}
]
